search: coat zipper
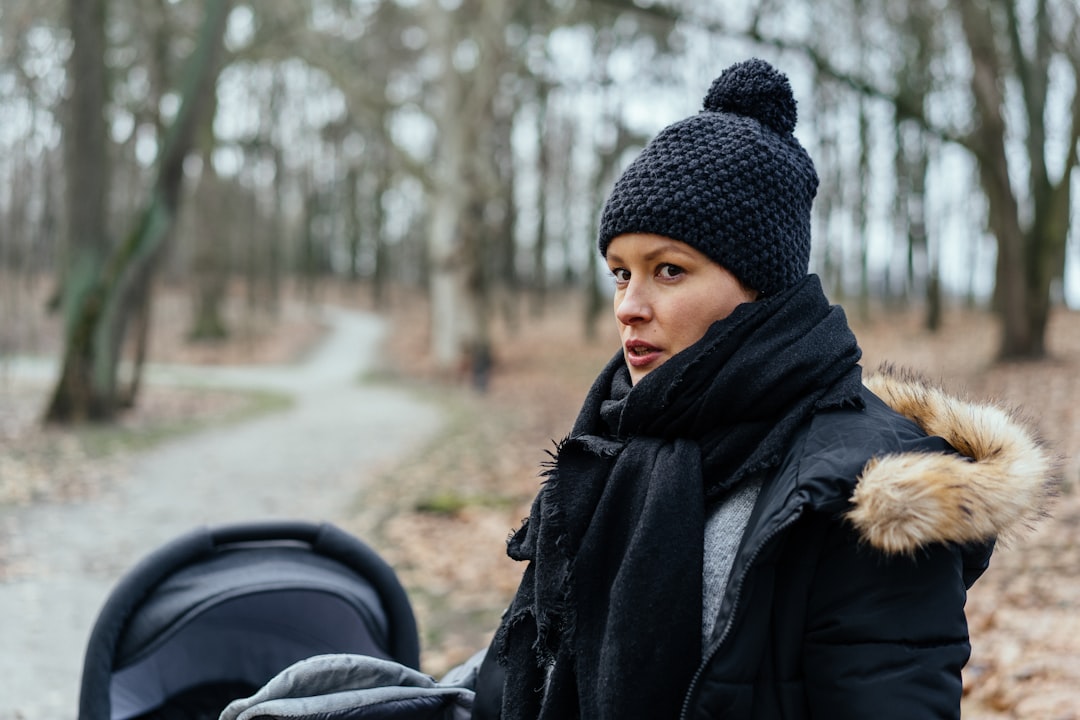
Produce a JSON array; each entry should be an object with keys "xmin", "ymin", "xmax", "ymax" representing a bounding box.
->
[{"xmin": 678, "ymin": 508, "xmax": 804, "ymax": 720}]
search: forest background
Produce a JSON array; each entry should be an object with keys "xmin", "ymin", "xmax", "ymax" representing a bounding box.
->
[{"xmin": 1, "ymin": 0, "xmax": 1079, "ymax": 718}]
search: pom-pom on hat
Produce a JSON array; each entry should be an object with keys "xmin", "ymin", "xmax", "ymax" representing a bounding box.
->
[{"xmin": 597, "ymin": 58, "xmax": 819, "ymax": 296}]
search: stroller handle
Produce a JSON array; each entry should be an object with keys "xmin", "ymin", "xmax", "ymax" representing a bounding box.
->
[{"xmin": 209, "ymin": 519, "xmax": 322, "ymax": 547}]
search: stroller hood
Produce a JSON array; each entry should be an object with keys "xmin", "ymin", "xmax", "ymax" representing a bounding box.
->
[{"xmin": 78, "ymin": 521, "xmax": 419, "ymax": 720}]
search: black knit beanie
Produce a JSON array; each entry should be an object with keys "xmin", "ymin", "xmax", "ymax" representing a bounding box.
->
[{"xmin": 598, "ymin": 58, "xmax": 819, "ymax": 296}]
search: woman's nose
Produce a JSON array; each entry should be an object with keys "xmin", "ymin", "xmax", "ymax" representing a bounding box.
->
[{"xmin": 615, "ymin": 281, "xmax": 653, "ymax": 325}]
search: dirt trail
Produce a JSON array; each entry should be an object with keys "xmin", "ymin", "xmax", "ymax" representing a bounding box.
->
[{"xmin": 0, "ymin": 307, "xmax": 443, "ymax": 720}]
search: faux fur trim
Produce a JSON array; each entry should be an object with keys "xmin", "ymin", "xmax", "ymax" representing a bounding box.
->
[{"xmin": 847, "ymin": 364, "xmax": 1060, "ymax": 554}]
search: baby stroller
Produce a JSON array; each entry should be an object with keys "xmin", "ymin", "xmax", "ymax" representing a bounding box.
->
[{"xmin": 77, "ymin": 520, "xmax": 421, "ymax": 720}]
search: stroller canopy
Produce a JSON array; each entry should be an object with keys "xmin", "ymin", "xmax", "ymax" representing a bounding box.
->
[{"xmin": 77, "ymin": 520, "xmax": 420, "ymax": 720}]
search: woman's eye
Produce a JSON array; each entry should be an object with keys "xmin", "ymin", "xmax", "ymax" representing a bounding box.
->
[
  {"xmin": 658, "ymin": 264, "xmax": 685, "ymax": 279},
  {"xmin": 611, "ymin": 268, "xmax": 630, "ymax": 283}
]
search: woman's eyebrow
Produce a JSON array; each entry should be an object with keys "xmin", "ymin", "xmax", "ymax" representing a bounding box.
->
[{"xmin": 608, "ymin": 243, "xmax": 695, "ymax": 265}]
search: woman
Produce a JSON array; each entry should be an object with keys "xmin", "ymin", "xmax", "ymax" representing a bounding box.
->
[{"xmin": 470, "ymin": 58, "xmax": 1057, "ymax": 719}]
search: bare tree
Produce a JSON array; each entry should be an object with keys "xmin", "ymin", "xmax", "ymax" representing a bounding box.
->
[
  {"xmin": 45, "ymin": 0, "xmax": 232, "ymax": 422},
  {"xmin": 889, "ymin": 0, "xmax": 940, "ymax": 328},
  {"xmin": 954, "ymin": 0, "xmax": 1080, "ymax": 359},
  {"xmin": 55, "ymin": 0, "xmax": 109, "ymax": 367},
  {"xmin": 423, "ymin": 0, "xmax": 513, "ymax": 373},
  {"xmin": 189, "ymin": 155, "xmax": 231, "ymax": 341}
]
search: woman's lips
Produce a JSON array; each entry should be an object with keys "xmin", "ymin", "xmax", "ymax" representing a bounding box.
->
[{"xmin": 624, "ymin": 340, "xmax": 662, "ymax": 368}]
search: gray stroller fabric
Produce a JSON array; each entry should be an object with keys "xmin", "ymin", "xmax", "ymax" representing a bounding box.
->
[{"xmin": 219, "ymin": 654, "xmax": 478, "ymax": 720}]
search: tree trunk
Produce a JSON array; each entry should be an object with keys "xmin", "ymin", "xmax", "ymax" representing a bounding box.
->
[
  {"xmin": 45, "ymin": 0, "xmax": 232, "ymax": 422},
  {"xmin": 189, "ymin": 165, "xmax": 231, "ymax": 341},
  {"xmin": 300, "ymin": 185, "xmax": 323, "ymax": 306},
  {"xmin": 346, "ymin": 165, "xmax": 362, "ymax": 283},
  {"xmin": 530, "ymin": 86, "xmax": 553, "ymax": 318},
  {"xmin": 955, "ymin": 0, "xmax": 1077, "ymax": 359},
  {"xmin": 50, "ymin": 0, "xmax": 109, "ymax": 418},
  {"xmin": 812, "ymin": 79, "xmax": 843, "ymax": 299},
  {"xmin": 895, "ymin": 122, "xmax": 936, "ymax": 328},
  {"xmin": 371, "ymin": 163, "xmax": 390, "ymax": 308},
  {"xmin": 494, "ymin": 103, "xmax": 520, "ymax": 335},
  {"xmin": 855, "ymin": 95, "xmax": 871, "ymax": 321},
  {"xmin": 189, "ymin": 81, "xmax": 230, "ymax": 342},
  {"xmin": 426, "ymin": 14, "xmax": 467, "ymax": 373},
  {"xmin": 119, "ymin": 267, "xmax": 156, "ymax": 408},
  {"xmin": 424, "ymin": 0, "xmax": 509, "ymax": 374},
  {"xmin": 266, "ymin": 140, "xmax": 286, "ymax": 317}
]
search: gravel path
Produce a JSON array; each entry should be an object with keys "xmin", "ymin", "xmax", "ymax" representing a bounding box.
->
[{"xmin": 0, "ymin": 307, "xmax": 443, "ymax": 720}]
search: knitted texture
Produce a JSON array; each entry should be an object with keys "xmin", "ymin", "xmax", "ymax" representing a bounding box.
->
[
  {"xmin": 598, "ymin": 58, "xmax": 819, "ymax": 296},
  {"xmin": 702, "ymin": 476, "xmax": 763, "ymax": 642}
]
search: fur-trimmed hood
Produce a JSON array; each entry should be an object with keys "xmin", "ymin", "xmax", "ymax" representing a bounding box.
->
[{"xmin": 847, "ymin": 365, "xmax": 1060, "ymax": 555}]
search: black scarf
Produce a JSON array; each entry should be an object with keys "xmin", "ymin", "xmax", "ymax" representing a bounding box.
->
[{"xmin": 491, "ymin": 275, "xmax": 863, "ymax": 720}]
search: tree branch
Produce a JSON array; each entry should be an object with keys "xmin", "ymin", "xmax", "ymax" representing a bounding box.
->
[{"xmin": 589, "ymin": 0, "xmax": 975, "ymax": 151}]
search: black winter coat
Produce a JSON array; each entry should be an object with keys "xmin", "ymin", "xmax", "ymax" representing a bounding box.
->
[{"xmin": 474, "ymin": 370, "xmax": 1053, "ymax": 719}]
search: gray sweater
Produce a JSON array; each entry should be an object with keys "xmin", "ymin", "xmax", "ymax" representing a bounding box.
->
[{"xmin": 702, "ymin": 477, "xmax": 763, "ymax": 643}]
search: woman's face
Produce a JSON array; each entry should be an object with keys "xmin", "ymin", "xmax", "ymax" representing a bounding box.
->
[{"xmin": 606, "ymin": 233, "xmax": 757, "ymax": 385}]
